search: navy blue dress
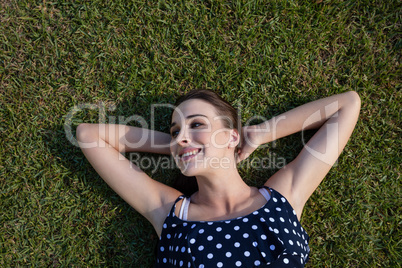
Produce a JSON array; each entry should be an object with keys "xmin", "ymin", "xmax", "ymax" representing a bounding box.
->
[{"xmin": 155, "ymin": 187, "xmax": 310, "ymax": 267}]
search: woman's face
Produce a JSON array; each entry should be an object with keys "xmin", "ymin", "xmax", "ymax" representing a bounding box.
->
[{"xmin": 170, "ymin": 99, "xmax": 237, "ymax": 176}]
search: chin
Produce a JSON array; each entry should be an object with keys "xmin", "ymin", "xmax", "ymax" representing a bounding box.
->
[{"xmin": 178, "ymin": 166, "xmax": 199, "ymax": 177}]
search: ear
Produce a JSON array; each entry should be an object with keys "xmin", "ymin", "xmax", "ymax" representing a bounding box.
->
[{"xmin": 228, "ymin": 129, "xmax": 240, "ymax": 148}]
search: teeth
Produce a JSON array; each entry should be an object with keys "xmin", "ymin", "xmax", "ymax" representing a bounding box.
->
[{"xmin": 181, "ymin": 149, "xmax": 199, "ymax": 158}]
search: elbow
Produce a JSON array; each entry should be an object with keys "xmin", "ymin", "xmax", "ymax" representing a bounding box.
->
[
  {"xmin": 346, "ymin": 91, "xmax": 361, "ymax": 112},
  {"xmin": 76, "ymin": 123, "xmax": 97, "ymax": 144}
]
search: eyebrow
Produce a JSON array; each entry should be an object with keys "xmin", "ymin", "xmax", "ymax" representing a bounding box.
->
[{"xmin": 170, "ymin": 114, "xmax": 208, "ymax": 128}]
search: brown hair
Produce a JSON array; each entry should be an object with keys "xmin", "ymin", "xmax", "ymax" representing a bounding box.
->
[
  {"xmin": 174, "ymin": 89, "xmax": 240, "ymax": 131},
  {"xmin": 172, "ymin": 89, "xmax": 241, "ymax": 196}
]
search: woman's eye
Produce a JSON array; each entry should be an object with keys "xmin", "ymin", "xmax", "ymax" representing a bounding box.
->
[
  {"xmin": 191, "ymin": 122, "xmax": 203, "ymax": 128},
  {"xmin": 171, "ymin": 130, "xmax": 179, "ymax": 137}
]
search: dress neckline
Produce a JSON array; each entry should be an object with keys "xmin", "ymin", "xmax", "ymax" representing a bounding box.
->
[{"xmin": 172, "ymin": 187, "xmax": 276, "ymax": 224}]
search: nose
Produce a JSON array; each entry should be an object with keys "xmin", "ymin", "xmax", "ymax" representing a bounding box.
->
[{"xmin": 177, "ymin": 128, "xmax": 191, "ymax": 146}]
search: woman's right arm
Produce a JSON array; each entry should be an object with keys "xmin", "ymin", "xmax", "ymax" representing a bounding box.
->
[{"xmin": 76, "ymin": 123, "xmax": 182, "ymax": 237}]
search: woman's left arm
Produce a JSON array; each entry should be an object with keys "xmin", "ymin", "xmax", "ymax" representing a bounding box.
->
[{"xmin": 240, "ymin": 91, "xmax": 361, "ymax": 217}]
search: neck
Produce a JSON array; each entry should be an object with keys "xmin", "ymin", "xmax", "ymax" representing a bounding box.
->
[{"xmin": 192, "ymin": 167, "xmax": 253, "ymax": 213}]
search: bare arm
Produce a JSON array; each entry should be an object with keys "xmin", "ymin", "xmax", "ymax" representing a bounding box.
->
[
  {"xmin": 76, "ymin": 124, "xmax": 181, "ymax": 237},
  {"xmin": 239, "ymin": 91, "xmax": 361, "ymax": 218},
  {"xmin": 77, "ymin": 123, "xmax": 172, "ymax": 154}
]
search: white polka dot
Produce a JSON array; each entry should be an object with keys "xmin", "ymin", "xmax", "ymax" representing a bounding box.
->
[
  {"xmin": 163, "ymin": 258, "xmax": 167, "ymax": 263},
  {"xmin": 236, "ymin": 261, "xmax": 242, "ymax": 267},
  {"xmin": 254, "ymin": 260, "xmax": 261, "ymax": 266},
  {"xmin": 178, "ymin": 233, "xmax": 183, "ymax": 238},
  {"xmin": 191, "ymin": 224, "xmax": 196, "ymax": 228},
  {"xmin": 198, "ymin": 245, "xmax": 204, "ymax": 251},
  {"xmin": 226, "ymin": 252, "xmax": 232, "ymax": 258},
  {"xmin": 216, "ymin": 243, "xmax": 222, "ymax": 249},
  {"xmin": 207, "ymin": 253, "xmax": 213, "ymax": 259},
  {"xmin": 172, "ymin": 224, "xmax": 177, "ymax": 227},
  {"xmin": 183, "ymin": 223, "xmax": 187, "ymax": 226},
  {"xmin": 167, "ymin": 234, "xmax": 171, "ymax": 239},
  {"xmin": 276, "ymin": 207, "xmax": 281, "ymax": 211},
  {"xmin": 160, "ymin": 246, "xmax": 164, "ymax": 252},
  {"xmin": 260, "ymin": 217, "xmax": 266, "ymax": 222},
  {"xmin": 234, "ymin": 226, "xmax": 240, "ymax": 231},
  {"xmin": 261, "ymin": 234, "xmax": 267, "ymax": 240},
  {"xmin": 264, "ymin": 208, "xmax": 270, "ymax": 213},
  {"xmin": 252, "ymin": 225, "xmax": 258, "ymax": 230},
  {"xmin": 270, "ymin": 245, "xmax": 275, "ymax": 250},
  {"xmin": 283, "ymin": 258, "xmax": 289, "ymax": 264},
  {"xmin": 207, "ymin": 222, "xmax": 213, "ymax": 225},
  {"xmin": 180, "ymin": 260, "xmax": 183, "ymax": 267},
  {"xmin": 163, "ymin": 223, "xmax": 167, "ymax": 229},
  {"xmin": 261, "ymin": 252, "xmax": 266, "ymax": 257},
  {"xmin": 243, "ymin": 218, "xmax": 249, "ymax": 222},
  {"xmin": 175, "ymin": 246, "xmax": 179, "ymax": 251},
  {"xmin": 234, "ymin": 242, "xmax": 240, "ymax": 247},
  {"xmin": 281, "ymin": 197, "xmax": 286, "ymax": 202},
  {"xmin": 199, "ymin": 264, "xmax": 204, "ymax": 268},
  {"xmin": 216, "ymin": 227, "xmax": 222, "ymax": 232},
  {"xmin": 253, "ymin": 241, "xmax": 258, "ymax": 247},
  {"xmin": 190, "ymin": 238, "xmax": 196, "ymax": 244},
  {"xmin": 284, "ymin": 228, "xmax": 289, "ymax": 233},
  {"xmin": 274, "ymin": 228, "xmax": 279, "ymax": 234},
  {"xmin": 244, "ymin": 251, "xmax": 250, "ymax": 257},
  {"xmin": 207, "ymin": 235, "xmax": 213, "ymax": 241},
  {"xmin": 243, "ymin": 233, "xmax": 249, "ymax": 238},
  {"xmin": 289, "ymin": 240, "xmax": 294, "ymax": 245},
  {"xmin": 273, "ymin": 197, "xmax": 278, "ymax": 202},
  {"xmin": 225, "ymin": 234, "xmax": 231, "ymax": 239},
  {"xmin": 217, "ymin": 262, "xmax": 223, "ymax": 268},
  {"xmin": 181, "ymin": 247, "xmax": 186, "ymax": 253},
  {"xmin": 293, "ymin": 221, "xmax": 297, "ymax": 227},
  {"xmin": 253, "ymin": 211, "xmax": 259, "ymax": 215},
  {"xmin": 280, "ymin": 217, "xmax": 285, "ymax": 222},
  {"xmin": 199, "ymin": 229, "xmax": 204, "ymax": 234},
  {"xmin": 225, "ymin": 220, "xmax": 231, "ymax": 224},
  {"xmin": 269, "ymin": 217, "xmax": 275, "ymax": 222}
]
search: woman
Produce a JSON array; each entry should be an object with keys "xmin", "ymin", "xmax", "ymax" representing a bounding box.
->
[{"xmin": 76, "ymin": 90, "xmax": 361, "ymax": 267}]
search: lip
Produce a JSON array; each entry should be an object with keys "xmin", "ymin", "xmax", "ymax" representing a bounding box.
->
[{"xmin": 178, "ymin": 148, "xmax": 202, "ymax": 162}]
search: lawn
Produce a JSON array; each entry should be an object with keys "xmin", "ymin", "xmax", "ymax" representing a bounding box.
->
[{"xmin": 0, "ymin": 0, "xmax": 400, "ymax": 267}]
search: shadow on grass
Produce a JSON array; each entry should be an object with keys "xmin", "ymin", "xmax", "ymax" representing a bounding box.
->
[
  {"xmin": 41, "ymin": 93, "xmax": 181, "ymax": 266},
  {"xmin": 41, "ymin": 91, "xmax": 317, "ymax": 266}
]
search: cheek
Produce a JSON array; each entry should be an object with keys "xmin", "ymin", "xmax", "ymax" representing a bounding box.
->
[
  {"xmin": 169, "ymin": 141, "xmax": 177, "ymax": 155},
  {"xmin": 190, "ymin": 131, "xmax": 210, "ymax": 143},
  {"xmin": 210, "ymin": 130, "xmax": 230, "ymax": 148}
]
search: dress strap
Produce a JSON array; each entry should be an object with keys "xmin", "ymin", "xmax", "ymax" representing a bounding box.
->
[
  {"xmin": 169, "ymin": 195, "xmax": 185, "ymax": 217},
  {"xmin": 178, "ymin": 197, "xmax": 190, "ymax": 221},
  {"xmin": 259, "ymin": 187, "xmax": 271, "ymax": 201}
]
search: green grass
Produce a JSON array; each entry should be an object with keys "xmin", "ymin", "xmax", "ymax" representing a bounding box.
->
[{"xmin": 1, "ymin": 0, "xmax": 400, "ymax": 266}]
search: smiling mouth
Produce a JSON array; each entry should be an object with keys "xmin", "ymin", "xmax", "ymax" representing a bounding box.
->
[{"xmin": 179, "ymin": 149, "xmax": 202, "ymax": 161}]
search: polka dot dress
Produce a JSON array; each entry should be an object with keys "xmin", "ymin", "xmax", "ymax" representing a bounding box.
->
[{"xmin": 155, "ymin": 187, "xmax": 310, "ymax": 267}]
